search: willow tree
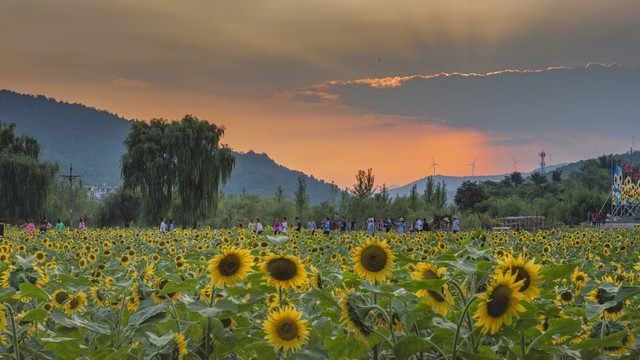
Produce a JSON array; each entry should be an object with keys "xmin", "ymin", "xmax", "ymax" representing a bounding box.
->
[
  {"xmin": 121, "ymin": 119, "xmax": 174, "ymax": 224},
  {"xmin": 121, "ymin": 115, "xmax": 234, "ymax": 227},
  {"xmin": 166, "ymin": 115, "xmax": 234, "ymax": 228},
  {"xmin": 0, "ymin": 120, "xmax": 58, "ymax": 221}
]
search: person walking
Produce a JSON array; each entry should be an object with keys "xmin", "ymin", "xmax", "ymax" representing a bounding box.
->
[
  {"xmin": 350, "ymin": 218, "xmax": 356, "ymax": 232},
  {"xmin": 55, "ymin": 218, "xmax": 65, "ymax": 232},
  {"xmin": 169, "ymin": 219, "xmax": 175, "ymax": 232},
  {"xmin": 295, "ymin": 217, "xmax": 302, "ymax": 233},
  {"xmin": 323, "ymin": 217, "xmax": 331, "ymax": 235},
  {"xmin": 281, "ymin": 217, "xmax": 288, "ymax": 234},
  {"xmin": 274, "ymin": 218, "xmax": 281, "ymax": 235},
  {"xmin": 78, "ymin": 218, "xmax": 86, "ymax": 232},
  {"xmin": 452, "ymin": 216, "xmax": 460, "ymax": 234},
  {"xmin": 307, "ymin": 217, "xmax": 316, "ymax": 235},
  {"xmin": 366, "ymin": 218, "xmax": 375, "ymax": 236},
  {"xmin": 398, "ymin": 218, "xmax": 406, "ymax": 235},
  {"xmin": 256, "ymin": 218, "xmax": 263, "ymax": 234},
  {"xmin": 160, "ymin": 218, "xmax": 167, "ymax": 233}
]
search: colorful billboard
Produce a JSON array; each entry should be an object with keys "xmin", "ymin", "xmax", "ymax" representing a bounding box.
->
[{"xmin": 612, "ymin": 164, "xmax": 640, "ymax": 206}]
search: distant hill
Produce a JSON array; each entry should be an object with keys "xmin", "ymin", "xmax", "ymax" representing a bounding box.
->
[
  {"xmin": 0, "ymin": 89, "xmax": 337, "ymax": 204},
  {"xmin": 0, "ymin": 89, "xmax": 131, "ymax": 185},
  {"xmin": 387, "ymin": 163, "xmax": 567, "ymax": 203}
]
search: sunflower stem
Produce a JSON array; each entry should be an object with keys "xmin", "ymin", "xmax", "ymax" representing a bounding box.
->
[
  {"xmin": 452, "ymin": 295, "xmax": 475, "ymax": 359},
  {"xmin": 7, "ymin": 305, "xmax": 20, "ymax": 360},
  {"xmin": 520, "ymin": 333, "xmax": 526, "ymax": 359}
]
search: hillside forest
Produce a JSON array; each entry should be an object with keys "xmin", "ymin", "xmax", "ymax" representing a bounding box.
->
[{"xmin": 2, "ymin": 113, "xmax": 632, "ymax": 231}]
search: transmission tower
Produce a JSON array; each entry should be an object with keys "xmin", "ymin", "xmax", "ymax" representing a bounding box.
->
[
  {"xmin": 539, "ymin": 145, "xmax": 546, "ymax": 174},
  {"xmin": 60, "ymin": 163, "xmax": 81, "ymax": 228}
]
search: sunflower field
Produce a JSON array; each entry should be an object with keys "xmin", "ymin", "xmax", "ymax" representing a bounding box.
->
[{"xmin": 2, "ymin": 225, "xmax": 640, "ymax": 359}]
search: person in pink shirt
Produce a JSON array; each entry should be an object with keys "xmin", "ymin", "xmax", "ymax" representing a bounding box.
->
[
  {"xmin": 78, "ymin": 218, "xmax": 86, "ymax": 232},
  {"xmin": 26, "ymin": 219, "xmax": 36, "ymax": 233},
  {"xmin": 274, "ymin": 218, "xmax": 281, "ymax": 235}
]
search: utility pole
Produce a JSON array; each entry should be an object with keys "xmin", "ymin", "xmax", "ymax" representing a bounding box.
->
[{"xmin": 60, "ymin": 163, "xmax": 81, "ymax": 228}]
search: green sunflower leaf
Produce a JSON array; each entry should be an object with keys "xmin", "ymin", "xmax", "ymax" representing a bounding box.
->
[
  {"xmin": 569, "ymin": 330, "xmax": 628, "ymax": 350},
  {"xmin": 615, "ymin": 285, "xmax": 640, "ymax": 302},
  {"xmin": 19, "ymin": 282, "xmax": 50, "ymax": 301},
  {"xmin": 393, "ymin": 335, "xmax": 432, "ymax": 360},
  {"xmin": 57, "ymin": 273, "xmax": 96, "ymax": 287},
  {"xmin": 541, "ymin": 262, "xmax": 580, "ymax": 282},
  {"xmin": 396, "ymin": 279, "xmax": 447, "ymax": 292},
  {"xmin": 158, "ymin": 278, "xmax": 199, "ymax": 295},
  {"xmin": 324, "ymin": 332, "xmax": 369, "ymax": 360},
  {"xmin": 21, "ymin": 308, "xmax": 48, "ymax": 322}
]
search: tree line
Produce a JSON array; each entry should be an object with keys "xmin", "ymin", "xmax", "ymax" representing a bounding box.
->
[{"xmin": 0, "ymin": 116, "xmax": 622, "ymax": 230}]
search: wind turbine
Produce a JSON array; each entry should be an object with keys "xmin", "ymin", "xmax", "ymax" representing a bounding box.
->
[
  {"xmin": 431, "ymin": 157, "xmax": 439, "ymax": 177},
  {"xmin": 511, "ymin": 155, "xmax": 520, "ymax": 173},
  {"xmin": 466, "ymin": 159, "xmax": 477, "ymax": 177}
]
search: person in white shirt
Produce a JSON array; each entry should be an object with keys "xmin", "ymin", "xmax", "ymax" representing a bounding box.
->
[
  {"xmin": 452, "ymin": 216, "xmax": 460, "ymax": 233},
  {"xmin": 416, "ymin": 218, "xmax": 423, "ymax": 232},
  {"xmin": 281, "ymin": 217, "xmax": 288, "ymax": 234},
  {"xmin": 256, "ymin": 218, "xmax": 264, "ymax": 234},
  {"xmin": 160, "ymin": 218, "xmax": 167, "ymax": 233}
]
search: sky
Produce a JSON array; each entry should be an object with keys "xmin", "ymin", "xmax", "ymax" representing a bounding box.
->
[{"xmin": 1, "ymin": 0, "xmax": 639, "ymax": 188}]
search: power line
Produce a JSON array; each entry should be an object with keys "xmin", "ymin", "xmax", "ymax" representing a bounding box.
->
[{"xmin": 60, "ymin": 163, "xmax": 81, "ymax": 228}]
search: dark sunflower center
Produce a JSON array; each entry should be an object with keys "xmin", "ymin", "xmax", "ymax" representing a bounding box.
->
[
  {"xmin": 360, "ymin": 246, "xmax": 388, "ymax": 273},
  {"xmin": 277, "ymin": 321, "xmax": 298, "ymax": 341},
  {"xmin": 487, "ymin": 284, "xmax": 512, "ymax": 318},
  {"xmin": 511, "ymin": 267, "xmax": 530, "ymax": 292},
  {"xmin": 427, "ymin": 290, "xmax": 446, "ymax": 302},
  {"xmin": 422, "ymin": 269, "xmax": 438, "ymax": 280},
  {"xmin": 218, "ymin": 254, "xmax": 241, "ymax": 276},
  {"xmin": 55, "ymin": 291, "xmax": 70, "ymax": 304},
  {"xmin": 560, "ymin": 291, "xmax": 573, "ymax": 301},
  {"xmin": 576, "ymin": 275, "xmax": 585, "ymax": 282},
  {"xmin": 69, "ymin": 297, "xmax": 80, "ymax": 309},
  {"xmin": 596, "ymin": 288, "xmax": 614, "ymax": 304},
  {"xmin": 267, "ymin": 258, "xmax": 298, "ymax": 281}
]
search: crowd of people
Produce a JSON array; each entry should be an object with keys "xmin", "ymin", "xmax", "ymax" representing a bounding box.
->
[
  {"xmin": 204, "ymin": 214, "xmax": 462, "ymax": 236},
  {"xmin": 23, "ymin": 217, "xmax": 87, "ymax": 234}
]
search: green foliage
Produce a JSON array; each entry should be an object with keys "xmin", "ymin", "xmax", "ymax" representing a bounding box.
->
[
  {"xmin": 352, "ymin": 168, "xmax": 376, "ymax": 198},
  {"xmin": 294, "ymin": 176, "xmax": 309, "ymax": 218},
  {"xmin": 0, "ymin": 120, "xmax": 58, "ymax": 222},
  {"xmin": 121, "ymin": 115, "xmax": 234, "ymax": 227},
  {"xmin": 97, "ymin": 188, "xmax": 142, "ymax": 227},
  {"xmin": 454, "ymin": 181, "xmax": 489, "ymax": 215}
]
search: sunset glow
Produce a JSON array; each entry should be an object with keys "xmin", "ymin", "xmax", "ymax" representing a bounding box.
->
[{"xmin": 1, "ymin": 1, "xmax": 639, "ymax": 188}]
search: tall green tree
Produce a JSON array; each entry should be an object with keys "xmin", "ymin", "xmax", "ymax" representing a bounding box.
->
[
  {"xmin": 294, "ymin": 175, "xmax": 309, "ymax": 217},
  {"xmin": 166, "ymin": 115, "xmax": 234, "ymax": 228},
  {"xmin": 454, "ymin": 180, "xmax": 489, "ymax": 225},
  {"xmin": 121, "ymin": 115, "xmax": 234, "ymax": 227},
  {"xmin": 352, "ymin": 168, "xmax": 376, "ymax": 198},
  {"xmin": 0, "ymin": 120, "xmax": 58, "ymax": 221},
  {"xmin": 121, "ymin": 119, "xmax": 173, "ymax": 223}
]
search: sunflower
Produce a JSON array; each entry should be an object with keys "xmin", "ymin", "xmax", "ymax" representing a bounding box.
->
[
  {"xmin": 339, "ymin": 289, "xmax": 373, "ymax": 344},
  {"xmin": 121, "ymin": 254, "xmax": 134, "ymax": 267},
  {"xmin": 52, "ymin": 289, "xmax": 70, "ymax": 307},
  {"xmin": 152, "ymin": 278, "xmax": 181, "ymax": 304},
  {"xmin": 473, "ymin": 271, "xmax": 527, "ymax": 334},
  {"xmin": 35, "ymin": 251, "xmax": 46, "ymax": 263},
  {"xmin": 64, "ymin": 292, "xmax": 87, "ymax": 314},
  {"xmin": 261, "ymin": 254, "xmax": 307, "ymax": 290},
  {"xmin": 90, "ymin": 286, "xmax": 109, "ymax": 307},
  {"xmin": 587, "ymin": 279, "xmax": 625, "ymax": 320},
  {"xmin": 557, "ymin": 289, "xmax": 575, "ymax": 305},
  {"xmin": 411, "ymin": 263, "xmax": 453, "ymax": 317},
  {"xmin": 495, "ymin": 253, "xmax": 542, "ymax": 301},
  {"xmin": 208, "ymin": 247, "xmax": 253, "ymax": 287},
  {"xmin": 42, "ymin": 302, "xmax": 53, "ymax": 312},
  {"xmin": 571, "ymin": 269, "xmax": 587, "ymax": 291},
  {"xmin": 171, "ymin": 333, "xmax": 188, "ymax": 360},
  {"xmin": 263, "ymin": 306, "xmax": 310, "ymax": 354},
  {"xmin": 352, "ymin": 238, "xmax": 394, "ymax": 283}
]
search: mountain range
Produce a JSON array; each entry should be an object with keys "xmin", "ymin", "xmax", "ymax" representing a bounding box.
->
[
  {"xmin": 0, "ymin": 90, "xmax": 336, "ymax": 204},
  {"xmin": 0, "ymin": 89, "xmax": 629, "ymax": 205}
]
